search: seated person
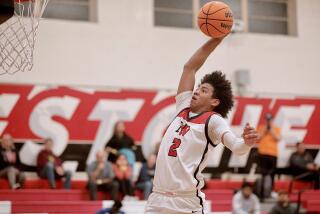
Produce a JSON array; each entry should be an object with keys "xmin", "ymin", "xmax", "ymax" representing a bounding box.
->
[
  {"xmin": 0, "ymin": 133, "xmax": 25, "ymax": 189},
  {"xmin": 87, "ymin": 150, "xmax": 119, "ymax": 200},
  {"xmin": 96, "ymin": 200, "xmax": 125, "ymax": 214},
  {"xmin": 232, "ymin": 182, "xmax": 260, "ymax": 214},
  {"xmin": 135, "ymin": 153, "xmax": 156, "ymax": 200},
  {"xmin": 289, "ymin": 142, "xmax": 320, "ymax": 189},
  {"xmin": 105, "ymin": 121, "xmax": 136, "ymax": 168},
  {"xmin": 269, "ymin": 190, "xmax": 295, "ymax": 214},
  {"xmin": 37, "ymin": 138, "xmax": 72, "ymax": 189},
  {"xmin": 112, "ymin": 155, "xmax": 135, "ymax": 200}
]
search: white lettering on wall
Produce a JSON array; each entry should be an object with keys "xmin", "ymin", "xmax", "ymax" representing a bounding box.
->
[
  {"xmin": 275, "ymin": 105, "xmax": 315, "ymax": 167},
  {"xmin": 87, "ymin": 99, "xmax": 144, "ymax": 164},
  {"xmin": 28, "ymin": 96, "xmax": 80, "ymax": 155},
  {"xmin": 0, "ymin": 94, "xmax": 20, "ymax": 135}
]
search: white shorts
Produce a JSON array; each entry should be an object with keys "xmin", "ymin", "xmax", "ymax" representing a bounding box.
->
[{"xmin": 144, "ymin": 192, "xmax": 206, "ymax": 214}]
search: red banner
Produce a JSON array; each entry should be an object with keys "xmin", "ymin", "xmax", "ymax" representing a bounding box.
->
[{"xmin": 0, "ymin": 83, "xmax": 319, "ymax": 146}]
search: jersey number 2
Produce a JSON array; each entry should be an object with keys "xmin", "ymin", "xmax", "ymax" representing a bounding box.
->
[{"xmin": 168, "ymin": 138, "xmax": 181, "ymax": 157}]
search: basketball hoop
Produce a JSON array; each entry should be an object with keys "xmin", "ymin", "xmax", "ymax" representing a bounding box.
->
[{"xmin": 0, "ymin": 0, "xmax": 49, "ymax": 75}]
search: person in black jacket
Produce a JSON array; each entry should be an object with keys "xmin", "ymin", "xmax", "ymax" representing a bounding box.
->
[
  {"xmin": 105, "ymin": 121, "xmax": 136, "ymax": 167},
  {"xmin": 0, "ymin": 133, "xmax": 25, "ymax": 189},
  {"xmin": 289, "ymin": 142, "xmax": 320, "ymax": 189}
]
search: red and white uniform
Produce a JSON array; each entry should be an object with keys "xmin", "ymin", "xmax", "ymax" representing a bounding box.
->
[{"xmin": 145, "ymin": 91, "xmax": 251, "ymax": 214}]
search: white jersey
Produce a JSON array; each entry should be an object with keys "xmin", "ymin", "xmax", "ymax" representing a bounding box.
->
[
  {"xmin": 153, "ymin": 91, "xmax": 216, "ymax": 200},
  {"xmin": 152, "ymin": 91, "xmax": 251, "ymax": 212}
]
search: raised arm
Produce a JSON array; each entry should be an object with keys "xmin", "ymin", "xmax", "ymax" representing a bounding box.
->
[
  {"xmin": 223, "ymin": 123, "xmax": 259, "ymax": 155},
  {"xmin": 177, "ymin": 38, "xmax": 223, "ymax": 95},
  {"xmin": 209, "ymin": 116, "xmax": 259, "ymax": 155}
]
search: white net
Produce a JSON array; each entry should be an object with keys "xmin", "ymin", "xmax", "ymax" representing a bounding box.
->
[{"xmin": 0, "ymin": 0, "xmax": 49, "ymax": 75}]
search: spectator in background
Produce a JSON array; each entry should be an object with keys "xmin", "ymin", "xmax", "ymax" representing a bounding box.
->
[
  {"xmin": 135, "ymin": 153, "xmax": 156, "ymax": 200},
  {"xmin": 269, "ymin": 190, "xmax": 295, "ymax": 214},
  {"xmin": 87, "ymin": 150, "xmax": 119, "ymax": 200},
  {"xmin": 112, "ymin": 154, "xmax": 136, "ymax": 200},
  {"xmin": 0, "ymin": 134, "xmax": 25, "ymax": 189},
  {"xmin": 37, "ymin": 138, "xmax": 72, "ymax": 189},
  {"xmin": 96, "ymin": 200, "xmax": 125, "ymax": 214},
  {"xmin": 105, "ymin": 121, "xmax": 136, "ymax": 169},
  {"xmin": 232, "ymin": 182, "xmax": 260, "ymax": 214},
  {"xmin": 257, "ymin": 113, "xmax": 281, "ymax": 199},
  {"xmin": 289, "ymin": 142, "xmax": 320, "ymax": 189}
]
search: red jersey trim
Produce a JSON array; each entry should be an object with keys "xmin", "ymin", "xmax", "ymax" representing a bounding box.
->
[{"xmin": 177, "ymin": 108, "xmax": 216, "ymax": 124}]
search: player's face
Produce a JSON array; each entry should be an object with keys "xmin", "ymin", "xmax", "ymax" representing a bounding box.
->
[{"xmin": 190, "ymin": 83, "xmax": 219, "ymax": 113}]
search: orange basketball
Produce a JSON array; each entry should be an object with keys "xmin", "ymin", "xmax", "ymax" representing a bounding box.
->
[{"xmin": 198, "ymin": 1, "xmax": 234, "ymax": 38}]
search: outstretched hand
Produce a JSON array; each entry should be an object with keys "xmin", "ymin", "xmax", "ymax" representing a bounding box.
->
[{"xmin": 242, "ymin": 123, "xmax": 260, "ymax": 147}]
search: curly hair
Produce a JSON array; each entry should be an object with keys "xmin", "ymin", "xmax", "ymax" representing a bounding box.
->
[{"xmin": 200, "ymin": 71, "xmax": 234, "ymax": 118}]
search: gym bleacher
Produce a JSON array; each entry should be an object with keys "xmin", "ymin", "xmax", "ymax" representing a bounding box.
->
[{"xmin": 1, "ymin": 173, "xmax": 320, "ymax": 213}]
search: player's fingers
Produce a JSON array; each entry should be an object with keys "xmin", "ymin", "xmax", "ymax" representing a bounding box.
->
[
  {"xmin": 247, "ymin": 129, "xmax": 258, "ymax": 135},
  {"xmin": 242, "ymin": 127, "xmax": 257, "ymax": 139},
  {"xmin": 242, "ymin": 130, "xmax": 251, "ymax": 138},
  {"xmin": 244, "ymin": 126, "xmax": 255, "ymax": 132},
  {"xmin": 243, "ymin": 127, "xmax": 253, "ymax": 134},
  {"xmin": 248, "ymin": 125, "xmax": 256, "ymax": 130},
  {"xmin": 244, "ymin": 133, "xmax": 260, "ymax": 140},
  {"xmin": 243, "ymin": 129, "xmax": 256, "ymax": 137}
]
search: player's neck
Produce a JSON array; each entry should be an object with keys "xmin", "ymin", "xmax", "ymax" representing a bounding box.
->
[{"xmin": 190, "ymin": 105, "xmax": 213, "ymax": 114}]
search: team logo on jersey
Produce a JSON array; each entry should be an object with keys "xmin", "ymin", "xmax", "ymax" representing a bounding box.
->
[
  {"xmin": 168, "ymin": 121, "xmax": 190, "ymax": 157},
  {"xmin": 176, "ymin": 121, "xmax": 190, "ymax": 137}
]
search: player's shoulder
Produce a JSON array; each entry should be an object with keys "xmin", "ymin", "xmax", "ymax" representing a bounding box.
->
[{"xmin": 209, "ymin": 113, "xmax": 227, "ymax": 124}]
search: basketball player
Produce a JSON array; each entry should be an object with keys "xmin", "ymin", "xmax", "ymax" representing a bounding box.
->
[{"xmin": 144, "ymin": 37, "xmax": 260, "ymax": 214}]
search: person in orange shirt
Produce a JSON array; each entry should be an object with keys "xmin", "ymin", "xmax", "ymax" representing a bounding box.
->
[{"xmin": 257, "ymin": 113, "xmax": 281, "ymax": 199}]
